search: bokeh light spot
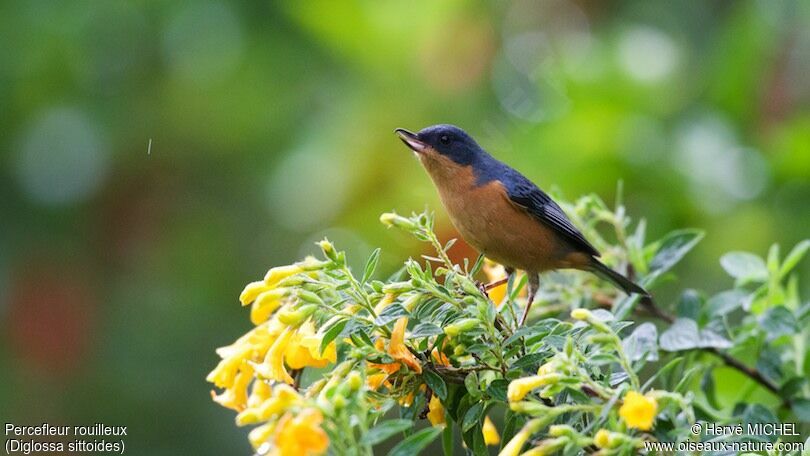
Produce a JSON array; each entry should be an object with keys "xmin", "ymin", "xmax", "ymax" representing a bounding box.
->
[
  {"xmin": 267, "ymin": 142, "xmax": 353, "ymax": 231},
  {"xmin": 617, "ymin": 26, "xmax": 680, "ymax": 83},
  {"xmin": 14, "ymin": 107, "xmax": 109, "ymax": 206}
]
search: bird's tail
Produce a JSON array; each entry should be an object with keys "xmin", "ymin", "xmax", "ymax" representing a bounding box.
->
[{"xmin": 588, "ymin": 259, "xmax": 650, "ymax": 299}]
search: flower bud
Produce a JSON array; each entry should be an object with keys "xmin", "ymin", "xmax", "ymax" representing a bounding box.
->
[
  {"xmin": 509, "ymin": 401, "xmax": 551, "ymax": 415},
  {"xmin": 318, "ymin": 239, "xmax": 338, "ymax": 261},
  {"xmin": 296, "ymin": 289, "xmax": 324, "ymax": 305},
  {"xmin": 458, "ymin": 276, "xmax": 481, "ymax": 296},
  {"xmin": 277, "ymin": 304, "xmax": 318, "ymax": 326},
  {"xmin": 347, "ymin": 371, "xmax": 363, "ymax": 391},
  {"xmin": 332, "ymin": 393, "xmax": 347, "ymax": 409},
  {"xmin": 382, "ymin": 281, "xmax": 414, "ymax": 294},
  {"xmin": 444, "ymin": 318, "xmax": 479, "ymax": 337},
  {"xmin": 571, "ymin": 308, "xmax": 592, "ymax": 320},
  {"xmin": 401, "ymin": 293, "xmax": 425, "ymax": 312},
  {"xmin": 548, "ymin": 425, "xmax": 577, "ymax": 438},
  {"xmin": 379, "ymin": 212, "xmax": 417, "ymax": 231}
]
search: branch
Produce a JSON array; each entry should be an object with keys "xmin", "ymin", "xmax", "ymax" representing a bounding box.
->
[{"xmin": 639, "ymin": 299, "xmax": 785, "ymax": 402}]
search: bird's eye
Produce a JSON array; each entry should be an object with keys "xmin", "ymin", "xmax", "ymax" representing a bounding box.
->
[{"xmin": 439, "ymin": 135, "xmax": 451, "ymax": 145}]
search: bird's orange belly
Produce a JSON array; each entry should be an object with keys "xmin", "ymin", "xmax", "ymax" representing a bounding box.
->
[{"xmin": 438, "ymin": 181, "xmax": 583, "ymax": 273}]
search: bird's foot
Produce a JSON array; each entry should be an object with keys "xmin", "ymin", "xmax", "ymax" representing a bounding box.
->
[{"xmin": 475, "ymin": 281, "xmax": 490, "ymax": 298}]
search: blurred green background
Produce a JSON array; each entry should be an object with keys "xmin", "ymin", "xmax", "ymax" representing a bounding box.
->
[{"xmin": 1, "ymin": 0, "xmax": 808, "ymax": 454}]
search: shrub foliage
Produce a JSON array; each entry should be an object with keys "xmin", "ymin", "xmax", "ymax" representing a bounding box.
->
[{"xmin": 208, "ymin": 193, "xmax": 809, "ymax": 455}]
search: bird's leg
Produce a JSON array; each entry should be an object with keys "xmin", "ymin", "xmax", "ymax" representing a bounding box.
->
[
  {"xmin": 519, "ymin": 272, "xmax": 539, "ymax": 326},
  {"xmin": 483, "ymin": 266, "xmax": 514, "ymax": 291}
]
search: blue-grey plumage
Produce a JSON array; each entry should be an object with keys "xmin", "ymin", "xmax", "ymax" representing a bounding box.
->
[{"xmin": 395, "ymin": 124, "xmax": 649, "ymax": 324}]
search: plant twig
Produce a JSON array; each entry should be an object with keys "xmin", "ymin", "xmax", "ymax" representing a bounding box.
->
[{"xmin": 639, "ymin": 299, "xmax": 784, "ymax": 400}]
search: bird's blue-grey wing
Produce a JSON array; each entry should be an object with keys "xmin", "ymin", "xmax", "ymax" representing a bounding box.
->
[{"xmin": 503, "ymin": 172, "xmax": 600, "ymax": 257}]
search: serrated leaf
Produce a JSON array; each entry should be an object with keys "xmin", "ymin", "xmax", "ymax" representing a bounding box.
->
[
  {"xmin": 387, "ymin": 427, "xmax": 442, "ymax": 456},
  {"xmin": 362, "ymin": 419, "xmax": 413, "ymax": 446},
  {"xmin": 423, "ymin": 369, "xmax": 448, "ymax": 401},
  {"xmin": 649, "ymin": 229, "xmax": 704, "ymax": 275},
  {"xmin": 361, "ymin": 248, "xmax": 382, "ymax": 284}
]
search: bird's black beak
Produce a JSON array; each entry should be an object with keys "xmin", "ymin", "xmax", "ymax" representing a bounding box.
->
[{"xmin": 395, "ymin": 128, "xmax": 428, "ymax": 153}]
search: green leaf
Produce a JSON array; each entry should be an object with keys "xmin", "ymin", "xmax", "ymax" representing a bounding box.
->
[
  {"xmin": 791, "ymin": 398, "xmax": 810, "ymax": 422},
  {"xmin": 423, "ymin": 369, "xmax": 448, "ymax": 401},
  {"xmin": 464, "ymin": 372, "xmax": 480, "ymax": 398},
  {"xmin": 387, "ymin": 427, "xmax": 442, "ymax": 456},
  {"xmin": 720, "ymin": 251, "xmax": 768, "ymax": 283},
  {"xmin": 486, "ymin": 379, "xmax": 509, "ymax": 403},
  {"xmin": 411, "ymin": 323, "xmax": 443, "ymax": 338},
  {"xmin": 706, "ymin": 290, "xmax": 746, "ymax": 317},
  {"xmin": 759, "ymin": 306, "xmax": 797, "ymax": 342},
  {"xmin": 660, "ymin": 318, "xmax": 732, "ymax": 351},
  {"xmin": 442, "ymin": 423, "xmax": 454, "ymax": 456},
  {"xmin": 766, "ymin": 244, "xmax": 780, "ymax": 275},
  {"xmin": 362, "ymin": 419, "xmax": 413, "ymax": 446},
  {"xmin": 648, "ymin": 229, "xmax": 705, "ymax": 275},
  {"xmin": 500, "ymin": 410, "xmax": 523, "ymax": 451},
  {"xmin": 701, "ymin": 367, "xmax": 718, "ymax": 410},
  {"xmin": 319, "ymin": 318, "xmax": 348, "ymax": 355},
  {"xmin": 622, "ymin": 322, "xmax": 658, "ymax": 362},
  {"xmin": 375, "ymin": 303, "xmax": 408, "ymax": 326},
  {"xmin": 642, "ymin": 357, "xmax": 683, "ymax": 390},
  {"xmin": 362, "ymin": 248, "xmax": 381, "ymax": 284},
  {"xmin": 780, "ymin": 240, "xmax": 810, "ymax": 278},
  {"xmin": 462, "ymin": 402, "xmax": 484, "ymax": 432},
  {"xmin": 676, "ymin": 289, "xmax": 703, "ymax": 320},
  {"xmin": 469, "ymin": 253, "xmax": 486, "ymax": 276}
]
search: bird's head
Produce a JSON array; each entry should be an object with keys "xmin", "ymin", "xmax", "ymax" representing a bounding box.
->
[{"xmin": 395, "ymin": 124, "xmax": 484, "ymax": 167}]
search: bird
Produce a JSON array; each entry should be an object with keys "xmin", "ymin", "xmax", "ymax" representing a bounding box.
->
[{"xmin": 395, "ymin": 124, "xmax": 650, "ymax": 325}]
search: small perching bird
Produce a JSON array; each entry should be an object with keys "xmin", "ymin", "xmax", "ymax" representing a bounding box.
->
[{"xmin": 396, "ymin": 124, "xmax": 650, "ymax": 324}]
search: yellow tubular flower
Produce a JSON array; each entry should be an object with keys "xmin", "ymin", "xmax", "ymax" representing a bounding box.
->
[
  {"xmin": 427, "ymin": 395, "xmax": 445, "ymax": 427},
  {"xmin": 507, "ymin": 374, "xmax": 560, "ymax": 402},
  {"xmin": 374, "ymin": 293, "xmax": 396, "ymax": 315},
  {"xmin": 247, "ymin": 380, "xmax": 273, "ymax": 409},
  {"xmin": 387, "ymin": 317, "xmax": 422, "ymax": 374},
  {"xmin": 210, "ymin": 364, "xmax": 254, "ymax": 411},
  {"xmin": 619, "ymin": 391, "xmax": 658, "ymax": 430},
  {"xmin": 366, "ymin": 373, "xmax": 389, "ymax": 391},
  {"xmin": 263, "ymin": 264, "xmax": 303, "ymax": 286},
  {"xmin": 537, "ymin": 360, "xmax": 557, "ymax": 376},
  {"xmin": 248, "ymin": 422, "xmax": 276, "ymax": 450},
  {"xmin": 256, "ymin": 328, "xmax": 296, "ymax": 384},
  {"xmin": 251, "ymin": 288, "xmax": 287, "ymax": 325},
  {"xmin": 207, "ymin": 354, "xmax": 246, "ymax": 389},
  {"xmin": 285, "ymin": 321, "xmax": 336, "ymax": 370},
  {"xmin": 483, "ymin": 416, "xmax": 500, "ymax": 446},
  {"xmin": 594, "ymin": 429, "xmax": 612, "ymax": 449},
  {"xmin": 398, "ymin": 391, "xmax": 415, "ymax": 407},
  {"xmin": 240, "ymin": 281, "xmax": 271, "ymax": 306},
  {"xmin": 498, "ymin": 419, "xmax": 541, "ymax": 456},
  {"xmin": 272, "ymin": 408, "xmax": 329, "ymax": 456},
  {"xmin": 236, "ymin": 384, "xmax": 301, "ymax": 426}
]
